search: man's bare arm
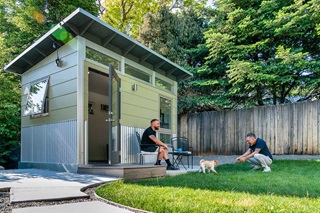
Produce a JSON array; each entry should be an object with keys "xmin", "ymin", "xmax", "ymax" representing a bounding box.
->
[
  {"xmin": 236, "ymin": 149, "xmax": 260, "ymax": 162},
  {"xmin": 149, "ymin": 135, "xmax": 168, "ymax": 149}
]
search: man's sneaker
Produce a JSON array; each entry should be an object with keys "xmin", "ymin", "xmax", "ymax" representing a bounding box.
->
[
  {"xmin": 252, "ymin": 165, "xmax": 261, "ymax": 171},
  {"xmin": 167, "ymin": 165, "xmax": 178, "ymax": 170},
  {"xmin": 263, "ymin": 166, "xmax": 271, "ymax": 172}
]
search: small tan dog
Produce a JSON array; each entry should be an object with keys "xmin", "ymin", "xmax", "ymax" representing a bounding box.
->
[{"xmin": 198, "ymin": 159, "xmax": 219, "ymax": 174}]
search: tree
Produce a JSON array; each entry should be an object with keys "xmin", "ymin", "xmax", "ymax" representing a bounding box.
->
[
  {"xmin": 192, "ymin": 0, "xmax": 320, "ymax": 111},
  {"xmin": 137, "ymin": 4, "xmax": 210, "ymax": 114},
  {"xmin": 269, "ymin": 0, "xmax": 320, "ymax": 101},
  {"xmin": 0, "ymin": 0, "xmax": 99, "ymax": 168},
  {"xmin": 101, "ymin": 0, "xmax": 205, "ymax": 37},
  {"xmin": 0, "ymin": 70, "xmax": 21, "ymax": 168},
  {"xmin": 101, "ymin": 0, "xmax": 165, "ymax": 37},
  {"xmin": 138, "ymin": 6, "xmax": 183, "ymax": 62}
]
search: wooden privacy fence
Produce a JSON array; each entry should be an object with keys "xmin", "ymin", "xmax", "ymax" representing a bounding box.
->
[{"xmin": 178, "ymin": 100, "xmax": 320, "ymax": 156}]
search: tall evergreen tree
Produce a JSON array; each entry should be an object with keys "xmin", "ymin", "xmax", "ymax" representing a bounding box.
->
[
  {"xmin": 137, "ymin": 4, "xmax": 209, "ymax": 114},
  {"xmin": 193, "ymin": 0, "xmax": 320, "ymax": 111}
]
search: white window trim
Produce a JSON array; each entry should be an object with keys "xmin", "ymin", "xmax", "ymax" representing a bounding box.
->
[
  {"xmin": 124, "ymin": 63, "xmax": 152, "ymax": 84},
  {"xmin": 24, "ymin": 76, "xmax": 50, "ymax": 117},
  {"xmin": 124, "ymin": 58, "xmax": 153, "ymax": 76},
  {"xmin": 86, "ymin": 40, "xmax": 122, "ymax": 62},
  {"xmin": 159, "ymin": 95, "xmax": 173, "ymax": 131},
  {"xmin": 85, "ymin": 48, "xmax": 121, "ymax": 72}
]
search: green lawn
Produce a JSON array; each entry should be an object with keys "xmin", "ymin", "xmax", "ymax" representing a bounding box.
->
[{"xmin": 96, "ymin": 160, "xmax": 320, "ymax": 212}]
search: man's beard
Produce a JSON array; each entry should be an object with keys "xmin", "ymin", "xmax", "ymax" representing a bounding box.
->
[{"xmin": 154, "ymin": 126, "xmax": 159, "ymax": 130}]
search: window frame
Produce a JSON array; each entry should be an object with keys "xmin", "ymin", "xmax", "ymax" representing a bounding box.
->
[
  {"xmin": 159, "ymin": 96, "xmax": 172, "ymax": 130},
  {"xmin": 155, "ymin": 77, "xmax": 173, "ymax": 93},
  {"xmin": 24, "ymin": 76, "xmax": 50, "ymax": 117},
  {"xmin": 124, "ymin": 63, "xmax": 152, "ymax": 84},
  {"xmin": 85, "ymin": 46, "xmax": 121, "ymax": 71}
]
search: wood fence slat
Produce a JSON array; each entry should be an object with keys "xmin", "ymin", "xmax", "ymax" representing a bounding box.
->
[
  {"xmin": 302, "ymin": 102, "xmax": 309, "ymax": 154},
  {"xmin": 311, "ymin": 101, "xmax": 317, "ymax": 154},
  {"xmin": 234, "ymin": 109, "xmax": 239, "ymax": 153},
  {"xmin": 270, "ymin": 105, "xmax": 276, "ymax": 154},
  {"xmin": 208, "ymin": 112, "xmax": 216, "ymax": 154},
  {"xmin": 203, "ymin": 112, "xmax": 211, "ymax": 155},
  {"xmin": 283, "ymin": 104, "xmax": 290, "ymax": 154},
  {"xmin": 195, "ymin": 114, "xmax": 199, "ymax": 154},
  {"xmin": 317, "ymin": 101, "xmax": 320, "ymax": 155},
  {"xmin": 296, "ymin": 103, "xmax": 303, "ymax": 154},
  {"xmin": 292, "ymin": 103, "xmax": 298, "ymax": 154},
  {"xmin": 307, "ymin": 103, "xmax": 312, "ymax": 154},
  {"xmin": 317, "ymin": 101, "xmax": 320, "ymax": 154},
  {"xmin": 229, "ymin": 110, "xmax": 235, "ymax": 154},
  {"xmin": 225, "ymin": 110, "xmax": 230, "ymax": 154},
  {"xmin": 199, "ymin": 113, "xmax": 203, "ymax": 155},
  {"xmin": 288, "ymin": 103, "xmax": 294, "ymax": 154}
]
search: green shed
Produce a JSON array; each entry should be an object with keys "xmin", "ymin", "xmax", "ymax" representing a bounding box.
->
[{"xmin": 4, "ymin": 8, "xmax": 192, "ymax": 174}]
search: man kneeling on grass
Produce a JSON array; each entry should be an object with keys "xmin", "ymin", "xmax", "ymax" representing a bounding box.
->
[{"xmin": 236, "ymin": 133, "xmax": 273, "ymax": 172}]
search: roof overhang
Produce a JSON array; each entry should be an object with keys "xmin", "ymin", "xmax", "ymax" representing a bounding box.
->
[{"xmin": 4, "ymin": 8, "xmax": 192, "ymax": 81}]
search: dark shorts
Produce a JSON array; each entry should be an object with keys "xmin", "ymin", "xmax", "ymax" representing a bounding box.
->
[{"xmin": 141, "ymin": 146, "xmax": 157, "ymax": 152}]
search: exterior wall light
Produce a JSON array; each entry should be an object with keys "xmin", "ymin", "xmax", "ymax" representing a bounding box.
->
[{"xmin": 132, "ymin": 84, "xmax": 138, "ymax": 91}]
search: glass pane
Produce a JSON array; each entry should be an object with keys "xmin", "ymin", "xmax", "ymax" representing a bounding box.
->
[
  {"xmin": 24, "ymin": 78, "xmax": 49, "ymax": 115},
  {"xmin": 156, "ymin": 77, "xmax": 172, "ymax": 92},
  {"xmin": 125, "ymin": 64, "xmax": 151, "ymax": 83},
  {"xmin": 111, "ymin": 73, "xmax": 120, "ymax": 152},
  {"xmin": 160, "ymin": 97, "xmax": 171, "ymax": 129},
  {"xmin": 160, "ymin": 133, "xmax": 171, "ymax": 144},
  {"xmin": 108, "ymin": 64, "xmax": 121, "ymax": 164},
  {"xmin": 86, "ymin": 47, "xmax": 120, "ymax": 70}
]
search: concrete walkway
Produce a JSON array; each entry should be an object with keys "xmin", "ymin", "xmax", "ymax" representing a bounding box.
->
[{"xmin": 0, "ymin": 169, "xmax": 134, "ymax": 213}]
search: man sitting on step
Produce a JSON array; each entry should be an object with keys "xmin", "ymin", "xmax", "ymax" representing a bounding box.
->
[{"xmin": 141, "ymin": 119, "xmax": 178, "ymax": 170}]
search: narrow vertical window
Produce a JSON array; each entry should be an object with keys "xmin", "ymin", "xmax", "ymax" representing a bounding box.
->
[
  {"xmin": 159, "ymin": 97, "xmax": 171, "ymax": 129},
  {"xmin": 24, "ymin": 77, "xmax": 49, "ymax": 116}
]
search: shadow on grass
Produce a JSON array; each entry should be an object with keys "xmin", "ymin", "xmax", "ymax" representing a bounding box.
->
[{"xmin": 130, "ymin": 160, "xmax": 320, "ymax": 198}]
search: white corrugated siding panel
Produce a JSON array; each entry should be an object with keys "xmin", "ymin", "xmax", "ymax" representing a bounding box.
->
[
  {"xmin": 33, "ymin": 125, "xmax": 46, "ymax": 162},
  {"xmin": 21, "ymin": 119, "xmax": 77, "ymax": 164},
  {"xmin": 47, "ymin": 119, "xmax": 77, "ymax": 164},
  {"xmin": 21, "ymin": 127, "xmax": 33, "ymax": 162},
  {"xmin": 121, "ymin": 126, "xmax": 158, "ymax": 164}
]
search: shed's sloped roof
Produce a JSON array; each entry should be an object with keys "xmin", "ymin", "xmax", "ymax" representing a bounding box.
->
[{"xmin": 4, "ymin": 8, "xmax": 192, "ymax": 81}]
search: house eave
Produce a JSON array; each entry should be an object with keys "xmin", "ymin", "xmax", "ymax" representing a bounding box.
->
[{"xmin": 4, "ymin": 8, "xmax": 192, "ymax": 81}]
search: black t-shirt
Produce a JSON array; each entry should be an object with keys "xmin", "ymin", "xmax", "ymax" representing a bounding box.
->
[
  {"xmin": 141, "ymin": 126, "xmax": 156, "ymax": 146},
  {"xmin": 249, "ymin": 138, "xmax": 273, "ymax": 160}
]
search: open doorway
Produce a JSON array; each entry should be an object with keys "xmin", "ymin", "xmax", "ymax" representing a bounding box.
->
[{"xmin": 88, "ymin": 68, "xmax": 109, "ymax": 163}]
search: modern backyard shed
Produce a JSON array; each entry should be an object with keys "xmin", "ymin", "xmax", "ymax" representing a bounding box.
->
[{"xmin": 4, "ymin": 8, "xmax": 192, "ymax": 176}]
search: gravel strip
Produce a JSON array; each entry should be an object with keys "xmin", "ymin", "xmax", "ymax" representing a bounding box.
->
[{"xmin": 0, "ymin": 187, "xmax": 147, "ymax": 213}]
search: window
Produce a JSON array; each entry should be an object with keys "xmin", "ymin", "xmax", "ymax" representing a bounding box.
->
[
  {"xmin": 86, "ymin": 47, "xmax": 120, "ymax": 70},
  {"xmin": 160, "ymin": 97, "xmax": 171, "ymax": 129},
  {"xmin": 156, "ymin": 77, "xmax": 172, "ymax": 92},
  {"xmin": 125, "ymin": 64, "xmax": 151, "ymax": 83},
  {"xmin": 24, "ymin": 77, "xmax": 49, "ymax": 116},
  {"xmin": 160, "ymin": 133, "xmax": 171, "ymax": 144}
]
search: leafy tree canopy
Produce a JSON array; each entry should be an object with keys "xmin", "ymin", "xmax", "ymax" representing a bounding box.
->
[
  {"xmin": 0, "ymin": 0, "xmax": 99, "ymax": 168},
  {"xmin": 183, "ymin": 0, "xmax": 320, "ymax": 113},
  {"xmin": 101, "ymin": 0, "xmax": 206, "ymax": 38}
]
